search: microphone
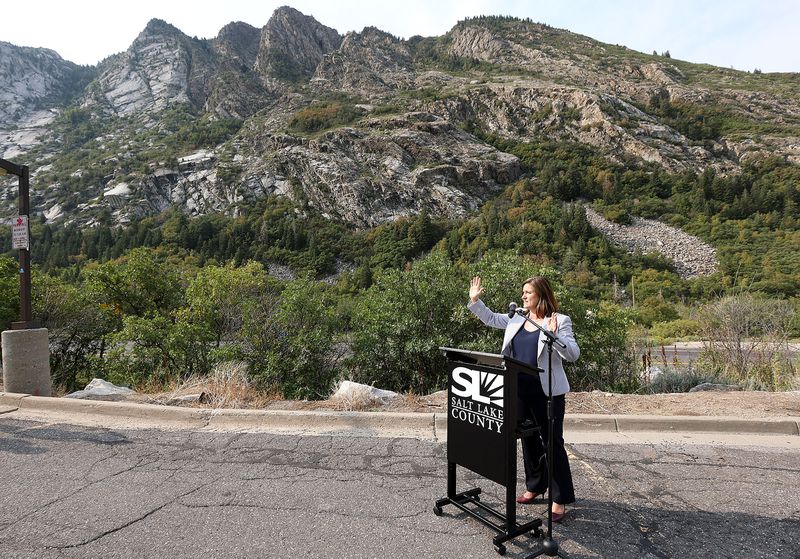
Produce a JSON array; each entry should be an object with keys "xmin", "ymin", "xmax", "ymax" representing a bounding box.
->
[{"xmin": 507, "ymin": 302, "xmax": 518, "ymax": 318}]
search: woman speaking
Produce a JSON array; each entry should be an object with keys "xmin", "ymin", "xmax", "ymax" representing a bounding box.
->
[{"xmin": 467, "ymin": 275, "xmax": 580, "ymax": 523}]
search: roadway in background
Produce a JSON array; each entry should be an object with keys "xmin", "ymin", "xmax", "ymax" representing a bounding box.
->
[{"xmin": 638, "ymin": 341, "xmax": 800, "ymax": 366}]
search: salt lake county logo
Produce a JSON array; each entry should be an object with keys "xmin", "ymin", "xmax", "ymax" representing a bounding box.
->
[{"xmin": 450, "ymin": 367, "xmax": 504, "ymax": 433}]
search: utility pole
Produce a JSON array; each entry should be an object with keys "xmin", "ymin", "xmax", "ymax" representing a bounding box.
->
[
  {"xmin": 0, "ymin": 158, "xmax": 33, "ymax": 328},
  {"xmin": 1, "ymin": 157, "xmax": 50, "ymax": 396}
]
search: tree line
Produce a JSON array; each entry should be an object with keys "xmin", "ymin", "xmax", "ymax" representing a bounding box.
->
[{"xmin": 1, "ymin": 137, "xmax": 798, "ymax": 398}]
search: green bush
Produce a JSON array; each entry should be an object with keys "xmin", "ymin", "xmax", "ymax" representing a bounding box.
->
[
  {"xmin": 634, "ymin": 297, "xmax": 680, "ymax": 327},
  {"xmin": 33, "ymin": 274, "xmax": 117, "ymax": 391},
  {"xmin": 649, "ymin": 318, "xmax": 701, "ymax": 342},
  {"xmin": 348, "ymin": 251, "xmax": 468, "ymax": 394},
  {"xmin": 565, "ymin": 301, "xmax": 638, "ymax": 392},
  {"xmin": 289, "ymin": 101, "xmax": 363, "ymax": 133},
  {"xmin": 647, "ymin": 366, "xmax": 729, "ymax": 393},
  {"xmin": 247, "ymin": 278, "xmax": 344, "ymax": 399},
  {"xmin": 0, "ymin": 256, "xmax": 18, "ymax": 330},
  {"xmin": 594, "ymin": 201, "xmax": 632, "ymax": 225}
]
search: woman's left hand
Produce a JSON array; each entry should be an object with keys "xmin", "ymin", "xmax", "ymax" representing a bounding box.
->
[{"xmin": 547, "ymin": 314, "xmax": 558, "ymax": 333}]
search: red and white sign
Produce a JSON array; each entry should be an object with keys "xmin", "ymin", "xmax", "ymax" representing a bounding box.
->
[{"xmin": 11, "ymin": 215, "xmax": 29, "ymax": 250}]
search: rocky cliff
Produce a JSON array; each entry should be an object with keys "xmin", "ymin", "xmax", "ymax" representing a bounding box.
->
[
  {"xmin": 0, "ymin": 41, "xmax": 93, "ymax": 158},
  {"xmin": 255, "ymin": 6, "xmax": 342, "ymax": 82},
  {"xmin": 2, "ymin": 10, "xmax": 799, "ymax": 244}
]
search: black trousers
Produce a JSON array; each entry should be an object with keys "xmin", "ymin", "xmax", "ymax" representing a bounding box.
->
[{"xmin": 517, "ymin": 389, "xmax": 575, "ymax": 505}]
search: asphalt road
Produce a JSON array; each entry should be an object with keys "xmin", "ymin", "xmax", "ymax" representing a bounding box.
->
[
  {"xmin": 642, "ymin": 342, "xmax": 800, "ymax": 367},
  {"xmin": 1, "ymin": 418, "xmax": 798, "ymax": 559}
]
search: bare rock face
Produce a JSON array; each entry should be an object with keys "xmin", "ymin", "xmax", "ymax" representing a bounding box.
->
[
  {"xmin": 85, "ymin": 19, "xmax": 274, "ymax": 119},
  {"xmin": 0, "ymin": 42, "xmax": 87, "ymax": 124},
  {"xmin": 0, "ymin": 42, "xmax": 92, "ymax": 158},
  {"xmin": 86, "ymin": 19, "xmax": 199, "ymax": 115},
  {"xmin": 214, "ymin": 21, "xmax": 261, "ymax": 65},
  {"xmin": 312, "ymin": 27, "xmax": 414, "ymax": 94},
  {"xmin": 90, "ymin": 111, "xmax": 521, "ymax": 227},
  {"xmin": 254, "ymin": 6, "xmax": 341, "ymax": 82},
  {"xmin": 257, "ymin": 112, "xmax": 520, "ymax": 226},
  {"xmin": 4, "ymin": 9, "xmax": 800, "ymax": 233},
  {"xmin": 206, "ymin": 22, "xmax": 274, "ymax": 118}
]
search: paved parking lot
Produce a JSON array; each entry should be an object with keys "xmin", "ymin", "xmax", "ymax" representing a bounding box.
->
[{"xmin": 1, "ymin": 417, "xmax": 798, "ymax": 558}]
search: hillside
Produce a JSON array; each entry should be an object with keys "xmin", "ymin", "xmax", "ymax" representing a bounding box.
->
[
  {"xmin": 0, "ymin": 8, "xmax": 798, "ymax": 299},
  {"xmin": 2, "ymin": 9, "xmax": 799, "ymax": 228},
  {"xmin": 1, "ymin": 9, "xmax": 798, "ymax": 399}
]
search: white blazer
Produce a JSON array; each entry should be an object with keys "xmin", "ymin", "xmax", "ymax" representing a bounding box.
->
[{"xmin": 467, "ymin": 299, "xmax": 580, "ymax": 396}]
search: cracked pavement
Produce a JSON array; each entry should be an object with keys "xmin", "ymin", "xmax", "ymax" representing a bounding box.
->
[{"xmin": 1, "ymin": 418, "xmax": 799, "ymax": 558}]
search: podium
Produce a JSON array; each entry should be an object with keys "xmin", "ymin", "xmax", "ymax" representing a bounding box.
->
[{"xmin": 434, "ymin": 347, "xmax": 543, "ymax": 555}]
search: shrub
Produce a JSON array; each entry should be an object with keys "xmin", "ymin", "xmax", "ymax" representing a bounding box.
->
[
  {"xmin": 33, "ymin": 274, "xmax": 117, "ymax": 391},
  {"xmin": 595, "ymin": 201, "xmax": 632, "ymax": 225},
  {"xmin": 634, "ymin": 297, "xmax": 680, "ymax": 327},
  {"xmin": 647, "ymin": 366, "xmax": 730, "ymax": 393},
  {"xmin": 348, "ymin": 251, "xmax": 467, "ymax": 394},
  {"xmin": 0, "ymin": 256, "xmax": 18, "ymax": 330},
  {"xmin": 698, "ymin": 294, "xmax": 797, "ymax": 390},
  {"xmin": 243, "ymin": 277, "xmax": 344, "ymax": 399},
  {"xmin": 289, "ymin": 101, "xmax": 362, "ymax": 133},
  {"xmin": 565, "ymin": 302, "xmax": 638, "ymax": 392},
  {"xmin": 649, "ymin": 318, "xmax": 701, "ymax": 342}
]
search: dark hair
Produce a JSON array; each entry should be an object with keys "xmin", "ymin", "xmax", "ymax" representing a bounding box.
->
[{"xmin": 522, "ymin": 276, "xmax": 558, "ymax": 317}]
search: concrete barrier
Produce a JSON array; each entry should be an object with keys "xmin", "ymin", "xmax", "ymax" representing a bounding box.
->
[
  {"xmin": 566, "ymin": 414, "xmax": 618, "ymax": 432},
  {"xmin": 1, "ymin": 328, "xmax": 51, "ymax": 397},
  {"xmin": 616, "ymin": 415, "xmax": 800, "ymax": 435},
  {"xmin": 0, "ymin": 391, "xmax": 27, "ymax": 406},
  {"xmin": 1, "ymin": 392, "xmax": 798, "ymax": 438},
  {"xmin": 12, "ymin": 395, "xmax": 210, "ymax": 430},
  {"xmin": 434, "ymin": 413, "xmax": 448, "ymax": 441},
  {"xmin": 206, "ymin": 409, "xmax": 436, "ymax": 439}
]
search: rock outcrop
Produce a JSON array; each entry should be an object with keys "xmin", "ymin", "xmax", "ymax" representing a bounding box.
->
[
  {"xmin": 80, "ymin": 112, "xmax": 521, "ymax": 228},
  {"xmin": 312, "ymin": 27, "xmax": 414, "ymax": 93},
  {"xmin": 2, "ymin": 10, "xmax": 798, "ymax": 233},
  {"xmin": 206, "ymin": 22, "xmax": 273, "ymax": 118},
  {"xmin": 0, "ymin": 42, "xmax": 93, "ymax": 158},
  {"xmin": 0, "ymin": 41, "xmax": 90, "ymax": 125},
  {"xmin": 85, "ymin": 19, "xmax": 210, "ymax": 116},
  {"xmin": 254, "ymin": 6, "xmax": 341, "ymax": 82}
]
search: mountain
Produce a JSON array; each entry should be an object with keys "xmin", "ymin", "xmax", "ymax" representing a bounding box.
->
[
  {"xmin": 0, "ymin": 41, "xmax": 94, "ymax": 158},
  {"xmin": 1, "ymin": 8, "xmax": 798, "ymax": 229}
]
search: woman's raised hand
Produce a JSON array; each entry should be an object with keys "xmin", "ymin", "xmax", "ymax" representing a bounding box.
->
[{"xmin": 469, "ymin": 276, "xmax": 484, "ymax": 303}]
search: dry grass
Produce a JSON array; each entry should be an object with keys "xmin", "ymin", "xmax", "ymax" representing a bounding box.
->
[
  {"xmin": 329, "ymin": 384, "xmax": 447, "ymax": 412},
  {"xmin": 384, "ymin": 391, "xmax": 447, "ymax": 412},
  {"xmin": 159, "ymin": 362, "xmax": 279, "ymax": 409}
]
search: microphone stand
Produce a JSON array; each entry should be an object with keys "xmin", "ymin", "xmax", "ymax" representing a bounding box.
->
[{"xmin": 513, "ymin": 308, "xmax": 569, "ymax": 559}]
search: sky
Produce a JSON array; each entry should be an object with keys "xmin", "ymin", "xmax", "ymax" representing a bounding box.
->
[{"xmin": 1, "ymin": 0, "xmax": 798, "ymax": 73}]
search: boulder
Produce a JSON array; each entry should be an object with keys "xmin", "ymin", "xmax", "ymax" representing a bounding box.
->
[
  {"xmin": 65, "ymin": 378, "xmax": 136, "ymax": 401},
  {"xmin": 332, "ymin": 380, "xmax": 398, "ymax": 404}
]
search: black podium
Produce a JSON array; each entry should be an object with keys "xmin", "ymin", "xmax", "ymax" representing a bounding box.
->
[{"xmin": 434, "ymin": 347, "xmax": 543, "ymax": 555}]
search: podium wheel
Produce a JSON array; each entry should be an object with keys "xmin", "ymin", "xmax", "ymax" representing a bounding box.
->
[
  {"xmin": 495, "ymin": 544, "xmax": 506, "ymax": 555},
  {"xmin": 433, "ymin": 505, "xmax": 443, "ymax": 516}
]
